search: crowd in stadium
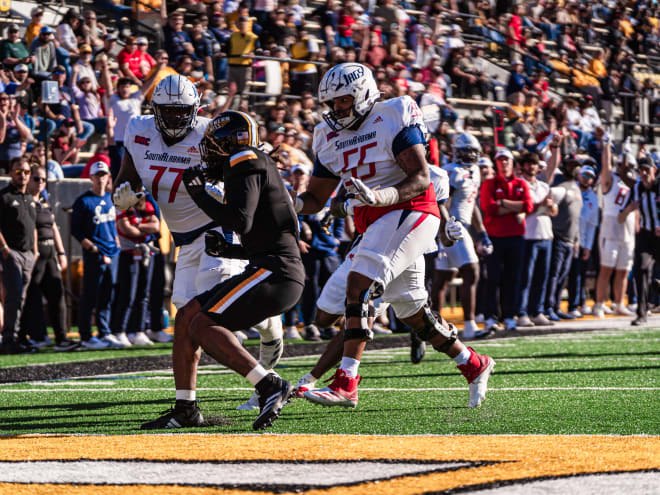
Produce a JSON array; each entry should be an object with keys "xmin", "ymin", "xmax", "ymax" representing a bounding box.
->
[{"xmin": 0, "ymin": 0, "xmax": 659, "ymax": 355}]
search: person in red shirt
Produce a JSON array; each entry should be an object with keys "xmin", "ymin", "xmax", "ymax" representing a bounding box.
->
[
  {"xmin": 479, "ymin": 148, "xmax": 533, "ymax": 334},
  {"xmin": 117, "ymin": 36, "xmax": 146, "ymax": 86}
]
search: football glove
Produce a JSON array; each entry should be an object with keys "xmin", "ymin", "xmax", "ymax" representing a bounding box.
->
[
  {"xmin": 204, "ymin": 230, "xmax": 227, "ymax": 257},
  {"xmin": 445, "ymin": 216, "xmax": 463, "ymax": 242},
  {"xmin": 112, "ymin": 182, "xmax": 143, "ymax": 211},
  {"xmin": 182, "ymin": 166, "xmax": 207, "ymax": 199},
  {"xmin": 345, "ymin": 177, "xmax": 377, "ymax": 206}
]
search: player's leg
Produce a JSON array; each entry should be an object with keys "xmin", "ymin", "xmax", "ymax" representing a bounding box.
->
[
  {"xmin": 594, "ymin": 236, "xmax": 616, "ymax": 317},
  {"xmin": 304, "ymin": 210, "xmax": 439, "ymax": 408},
  {"xmin": 613, "ymin": 242, "xmax": 634, "ymax": 315},
  {"xmin": 388, "ymin": 262, "xmax": 495, "ymax": 408}
]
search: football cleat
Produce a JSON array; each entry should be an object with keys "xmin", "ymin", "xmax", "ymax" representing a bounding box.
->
[
  {"xmin": 253, "ymin": 375, "xmax": 294, "ymax": 430},
  {"xmin": 129, "ymin": 331, "xmax": 154, "ymax": 346},
  {"xmin": 303, "ymin": 369, "xmax": 362, "ymax": 408},
  {"xmin": 146, "ymin": 329, "xmax": 173, "ymax": 343},
  {"xmin": 54, "ymin": 339, "xmax": 80, "ymax": 352},
  {"xmin": 457, "ymin": 347, "xmax": 495, "ymax": 408},
  {"xmin": 141, "ymin": 402, "xmax": 204, "ymax": 430},
  {"xmin": 237, "ymin": 391, "xmax": 260, "ymax": 410},
  {"xmin": 410, "ymin": 332, "xmax": 426, "ymax": 364},
  {"xmin": 294, "ymin": 373, "xmax": 317, "ymax": 398}
]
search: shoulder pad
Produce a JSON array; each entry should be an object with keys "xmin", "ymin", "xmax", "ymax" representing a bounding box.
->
[{"xmin": 227, "ymin": 147, "xmax": 266, "ymax": 174}]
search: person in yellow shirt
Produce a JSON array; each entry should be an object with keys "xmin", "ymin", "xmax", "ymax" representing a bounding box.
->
[
  {"xmin": 143, "ymin": 50, "xmax": 179, "ymax": 101},
  {"xmin": 619, "ymin": 18, "xmax": 634, "ymax": 38},
  {"xmin": 226, "ymin": 3, "xmax": 253, "ymax": 32},
  {"xmin": 589, "ymin": 49, "xmax": 607, "ymax": 79},
  {"xmin": 226, "ymin": 16, "xmax": 259, "ymax": 108},
  {"xmin": 289, "ymin": 26, "xmax": 320, "ymax": 94},
  {"xmin": 572, "ymin": 59, "xmax": 600, "ymax": 88},
  {"xmin": 550, "ymin": 51, "xmax": 572, "ymax": 76},
  {"xmin": 25, "ymin": 7, "xmax": 44, "ymax": 47}
]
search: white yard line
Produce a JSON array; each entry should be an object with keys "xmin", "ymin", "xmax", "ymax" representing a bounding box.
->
[{"xmin": 1, "ymin": 387, "xmax": 659, "ymax": 393}]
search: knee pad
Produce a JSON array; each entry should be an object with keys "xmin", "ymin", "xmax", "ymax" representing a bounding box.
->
[
  {"xmin": 412, "ymin": 305, "xmax": 457, "ymax": 351},
  {"xmin": 254, "ymin": 316, "xmax": 283, "ymax": 342},
  {"xmin": 344, "ymin": 281, "xmax": 380, "ymax": 342}
]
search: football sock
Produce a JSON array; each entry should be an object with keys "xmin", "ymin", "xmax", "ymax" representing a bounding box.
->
[
  {"xmin": 176, "ymin": 389, "xmax": 196, "ymax": 401},
  {"xmin": 453, "ymin": 347, "xmax": 472, "ymax": 366},
  {"xmin": 175, "ymin": 399, "xmax": 196, "ymax": 409},
  {"xmin": 246, "ymin": 364, "xmax": 269, "ymax": 385},
  {"xmin": 340, "ymin": 357, "xmax": 360, "ymax": 377},
  {"xmin": 259, "ymin": 338, "xmax": 283, "ymax": 371}
]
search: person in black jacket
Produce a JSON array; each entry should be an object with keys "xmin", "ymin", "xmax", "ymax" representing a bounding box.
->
[{"xmin": 141, "ymin": 111, "xmax": 304, "ymax": 431}]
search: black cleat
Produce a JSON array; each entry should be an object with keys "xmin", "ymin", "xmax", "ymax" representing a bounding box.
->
[
  {"xmin": 410, "ymin": 332, "xmax": 426, "ymax": 364},
  {"xmin": 631, "ymin": 317, "xmax": 648, "ymax": 327},
  {"xmin": 55, "ymin": 339, "xmax": 81, "ymax": 352},
  {"xmin": 253, "ymin": 375, "xmax": 293, "ymax": 430},
  {"xmin": 141, "ymin": 402, "xmax": 204, "ymax": 430},
  {"xmin": 0, "ymin": 340, "xmax": 38, "ymax": 355}
]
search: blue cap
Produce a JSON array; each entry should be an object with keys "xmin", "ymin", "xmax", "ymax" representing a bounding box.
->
[
  {"xmin": 40, "ymin": 26, "xmax": 54, "ymax": 34},
  {"xmin": 580, "ymin": 165, "xmax": 596, "ymax": 178}
]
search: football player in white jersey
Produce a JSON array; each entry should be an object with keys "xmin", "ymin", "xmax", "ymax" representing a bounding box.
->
[
  {"xmin": 294, "ymin": 164, "xmax": 454, "ymax": 394},
  {"xmin": 112, "ymin": 75, "xmax": 284, "ymax": 417},
  {"xmin": 593, "ymin": 135, "xmax": 637, "ymax": 318},
  {"xmin": 432, "ymin": 132, "xmax": 493, "ymax": 339},
  {"xmin": 293, "ymin": 63, "xmax": 494, "ymax": 409}
]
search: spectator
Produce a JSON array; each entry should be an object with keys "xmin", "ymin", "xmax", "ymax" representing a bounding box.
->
[
  {"xmin": 480, "ymin": 148, "xmax": 534, "ymax": 333},
  {"xmin": 73, "ymin": 43, "xmax": 98, "ymax": 90},
  {"xmin": 142, "ymin": 50, "xmax": 177, "ymax": 101},
  {"xmin": 506, "ymin": 60, "xmax": 533, "ymax": 96},
  {"xmin": 25, "ymin": 7, "xmax": 44, "ymax": 48},
  {"xmin": 289, "ymin": 25, "xmax": 319, "ymax": 95},
  {"xmin": 311, "ymin": 0, "xmax": 338, "ymax": 49},
  {"xmin": 117, "ymin": 36, "xmax": 146, "ymax": 87},
  {"xmin": 20, "ymin": 165, "xmax": 79, "ymax": 351},
  {"xmin": 544, "ymin": 157, "xmax": 583, "ymax": 321},
  {"xmin": 70, "ymin": 66, "xmax": 106, "ymax": 136},
  {"xmin": 1, "ymin": 24, "xmax": 33, "ymax": 73},
  {"xmin": 0, "ymin": 157, "xmax": 37, "ymax": 354},
  {"xmin": 163, "ymin": 9, "xmax": 192, "ymax": 63},
  {"xmin": 27, "ymin": 142, "xmax": 63, "ymax": 180},
  {"xmin": 225, "ymin": 16, "xmax": 259, "ymax": 108},
  {"xmin": 0, "ymin": 93, "xmax": 32, "ymax": 173},
  {"xmin": 136, "ymin": 37, "xmax": 156, "ymax": 75},
  {"xmin": 567, "ymin": 163, "xmax": 599, "ymax": 317},
  {"xmin": 71, "ymin": 161, "xmax": 120, "ymax": 349},
  {"xmin": 30, "ymin": 26, "xmax": 57, "ymax": 79},
  {"xmin": 191, "ymin": 18, "xmax": 215, "ymax": 83},
  {"xmin": 517, "ymin": 150, "xmax": 558, "ymax": 328},
  {"xmin": 55, "ymin": 9, "xmax": 81, "ymax": 58},
  {"xmin": 443, "ymin": 24, "xmax": 465, "ymax": 61},
  {"xmin": 111, "ymin": 195, "xmax": 160, "ymax": 346},
  {"xmin": 50, "ymin": 119, "xmax": 82, "ymax": 165},
  {"xmin": 618, "ymin": 157, "xmax": 660, "ymax": 326},
  {"xmin": 80, "ymin": 9, "xmax": 107, "ymax": 49}
]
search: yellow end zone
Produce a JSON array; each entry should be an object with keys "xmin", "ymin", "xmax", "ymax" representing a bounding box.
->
[{"xmin": 1, "ymin": 434, "xmax": 659, "ymax": 494}]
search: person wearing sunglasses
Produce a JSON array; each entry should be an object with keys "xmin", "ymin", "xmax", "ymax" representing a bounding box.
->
[
  {"xmin": 19, "ymin": 166, "xmax": 79, "ymax": 351},
  {"xmin": 0, "ymin": 91, "xmax": 31, "ymax": 173},
  {"xmin": 0, "ymin": 158, "xmax": 39, "ymax": 354}
]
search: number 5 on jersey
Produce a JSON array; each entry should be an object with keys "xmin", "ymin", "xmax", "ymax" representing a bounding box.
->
[
  {"xmin": 342, "ymin": 142, "xmax": 377, "ymax": 181},
  {"xmin": 150, "ymin": 165, "xmax": 186, "ymax": 203}
]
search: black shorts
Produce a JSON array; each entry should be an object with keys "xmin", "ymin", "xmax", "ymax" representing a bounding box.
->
[{"xmin": 196, "ymin": 265, "xmax": 303, "ymax": 330}]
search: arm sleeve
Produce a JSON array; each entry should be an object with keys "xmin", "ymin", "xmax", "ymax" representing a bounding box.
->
[
  {"xmin": 189, "ymin": 171, "xmax": 262, "ymax": 235},
  {"xmin": 312, "ymin": 157, "xmax": 338, "ymax": 179},
  {"xmin": 391, "ymin": 124, "xmax": 426, "ymax": 157}
]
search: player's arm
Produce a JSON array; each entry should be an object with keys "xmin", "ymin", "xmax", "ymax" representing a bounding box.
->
[
  {"xmin": 183, "ymin": 166, "xmax": 262, "ymax": 235},
  {"xmin": 113, "ymin": 150, "xmax": 146, "ymax": 210},
  {"xmin": 437, "ymin": 203, "xmax": 456, "ymax": 247},
  {"xmin": 600, "ymin": 131, "xmax": 613, "ymax": 193},
  {"xmin": 295, "ymin": 157, "xmax": 340, "ymax": 214}
]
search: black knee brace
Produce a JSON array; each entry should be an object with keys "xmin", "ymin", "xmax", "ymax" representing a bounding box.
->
[
  {"xmin": 412, "ymin": 305, "xmax": 457, "ymax": 352},
  {"xmin": 344, "ymin": 282, "xmax": 380, "ymax": 342}
]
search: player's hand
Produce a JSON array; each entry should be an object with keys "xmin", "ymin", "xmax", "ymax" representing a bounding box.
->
[
  {"xmin": 182, "ymin": 166, "xmax": 207, "ymax": 199},
  {"xmin": 476, "ymin": 230, "xmax": 493, "ymax": 256},
  {"xmin": 112, "ymin": 182, "xmax": 143, "ymax": 210},
  {"xmin": 445, "ymin": 216, "xmax": 463, "ymax": 242},
  {"xmin": 345, "ymin": 177, "xmax": 377, "ymax": 206},
  {"xmin": 204, "ymin": 230, "xmax": 227, "ymax": 257}
]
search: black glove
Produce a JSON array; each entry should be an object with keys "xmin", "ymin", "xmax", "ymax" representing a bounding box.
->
[
  {"xmin": 182, "ymin": 165, "xmax": 207, "ymax": 199},
  {"xmin": 204, "ymin": 230, "xmax": 228, "ymax": 257}
]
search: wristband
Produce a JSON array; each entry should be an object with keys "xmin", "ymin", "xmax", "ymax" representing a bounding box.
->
[
  {"xmin": 294, "ymin": 196, "xmax": 304, "ymax": 213},
  {"xmin": 57, "ymin": 252, "xmax": 65, "ymax": 256},
  {"xmin": 373, "ymin": 187, "xmax": 400, "ymax": 206}
]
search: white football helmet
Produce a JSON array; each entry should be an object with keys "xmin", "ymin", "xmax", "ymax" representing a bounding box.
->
[
  {"xmin": 151, "ymin": 75, "xmax": 200, "ymax": 141},
  {"xmin": 453, "ymin": 132, "xmax": 482, "ymax": 166},
  {"xmin": 477, "ymin": 156, "xmax": 493, "ymax": 169},
  {"xmin": 318, "ymin": 63, "xmax": 380, "ymax": 131}
]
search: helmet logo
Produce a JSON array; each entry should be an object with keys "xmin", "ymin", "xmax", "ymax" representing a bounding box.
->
[{"xmin": 343, "ymin": 66, "xmax": 364, "ymax": 86}]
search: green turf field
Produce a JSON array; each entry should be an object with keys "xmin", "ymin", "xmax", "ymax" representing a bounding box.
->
[{"xmin": 1, "ymin": 327, "xmax": 659, "ymax": 436}]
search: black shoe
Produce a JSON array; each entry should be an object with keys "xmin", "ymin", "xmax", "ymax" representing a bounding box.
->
[
  {"xmin": 555, "ymin": 310, "xmax": 576, "ymax": 320},
  {"xmin": 474, "ymin": 327, "xmax": 497, "ymax": 339},
  {"xmin": 410, "ymin": 332, "xmax": 426, "ymax": 364},
  {"xmin": 631, "ymin": 317, "xmax": 648, "ymax": 326},
  {"xmin": 55, "ymin": 339, "xmax": 81, "ymax": 352},
  {"xmin": 253, "ymin": 374, "xmax": 293, "ymax": 430},
  {"xmin": 141, "ymin": 402, "xmax": 204, "ymax": 430},
  {"xmin": 320, "ymin": 327, "xmax": 339, "ymax": 340},
  {"xmin": 0, "ymin": 340, "xmax": 38, "ymax": 355}
]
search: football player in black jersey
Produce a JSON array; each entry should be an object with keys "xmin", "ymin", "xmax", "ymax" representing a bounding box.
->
[{"xmin": 141, "ymin": 111, "xmax": 305, "ymax": 431}]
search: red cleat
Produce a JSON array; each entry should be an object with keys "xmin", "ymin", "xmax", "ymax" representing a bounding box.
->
[
  {"xmin": 303, "ymin": 369, "xmax": 362, "ymax": 408},
  {"xmin": 457, "ymin": 347, "xmax": 495, "ymax": 408}
]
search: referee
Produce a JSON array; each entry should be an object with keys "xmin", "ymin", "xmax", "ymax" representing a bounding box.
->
[{"xmin": 618, "ymin": 157, "xmax": 660, "ymax": 326}]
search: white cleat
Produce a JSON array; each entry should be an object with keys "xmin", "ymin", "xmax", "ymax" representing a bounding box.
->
[
  {"xmin": 117, "ymin": 332, "xmax": 133, "ymax": 347},
  {"xmin": 592, "ymin": 304, "xmax": 605, "ymax": 319},
  {"xmin": 295, "ymin": 372, "xmax": 317, "ymax": 398},
  {"xmin": 615, "ymin": 305, "xmax": 635, "ymax": 316},
  {"xmin": 236, "ymin": 391, "xmax": 260, "ymax": 410},
  {"xmin": 130, "ymin": 331, "xmax": 154, "ymax": 346},
  {"xmin": 458, "ymin": 348, "xmax": 496, "ymax": 408}
]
